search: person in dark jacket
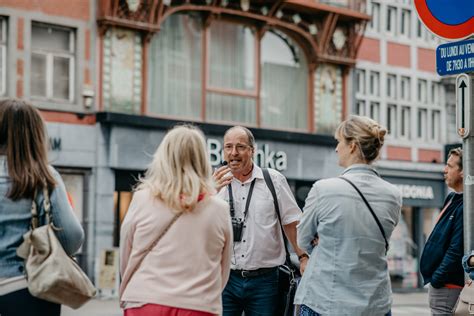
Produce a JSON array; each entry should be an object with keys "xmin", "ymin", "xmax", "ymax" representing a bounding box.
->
[{"xmin": 420, "ymin": 147, "xmax": 464, "ymax": 315}]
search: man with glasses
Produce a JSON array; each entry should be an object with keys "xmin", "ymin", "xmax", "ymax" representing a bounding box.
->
[{"xmin": 213, "ymin": 126, "xmax": 308, "ymax": 316}]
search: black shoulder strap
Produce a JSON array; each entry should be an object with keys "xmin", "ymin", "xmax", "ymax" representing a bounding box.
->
[
  {"xmin": 339, "ymin": 176, "xmax": 389, "ymax": 254},
  {"xmin": 262, "ymin": 168, "xmax": 292, "ymax": 265}
]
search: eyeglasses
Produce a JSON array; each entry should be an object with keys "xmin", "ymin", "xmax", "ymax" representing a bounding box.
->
[{"xmin": 223, "ymin": 144, "xmax": 251, "ymax": 153}]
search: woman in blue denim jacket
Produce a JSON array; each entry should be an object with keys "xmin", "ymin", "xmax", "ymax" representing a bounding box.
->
[{"xmin": 0, "ymin": 99, "xmax": 84, "ymax": 316}]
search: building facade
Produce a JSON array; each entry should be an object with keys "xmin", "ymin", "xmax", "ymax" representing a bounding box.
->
[
  {"xmin": 0, "ymin": 0, "xmax": 369, "ymax": 290},
  {"xmin": 354, "ymin": 0, "xmax": 453, "ymax": 289}
]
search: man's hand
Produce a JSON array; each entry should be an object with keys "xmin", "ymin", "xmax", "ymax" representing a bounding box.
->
[
  {"xmin": 299, "ymin": 256, "xmax": 309, "ymax": 275},
  {"xmin": 213, "ymin": 165, "xmax": 233, "ymax": 192}
]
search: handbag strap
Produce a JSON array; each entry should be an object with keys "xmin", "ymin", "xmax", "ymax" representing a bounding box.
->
[
  {"xmin": 339, "ymin": 176, "xmax": 389, "ymax": 254},
  {"xmin": 120, "ymin": 212, "xmax": 182, "ymax": 299},
  {"xmin": 261, "ymin": 168, "xmax": 293, "ymax": 269},
  {"xmin": 30, "ymin": 187, "xmax": 53, "ymax": 229}
]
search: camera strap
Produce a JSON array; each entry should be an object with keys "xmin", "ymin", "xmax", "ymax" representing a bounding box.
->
[{"xmin": 227, "ymin": 178, "xmax": 256, "ymax": 221}]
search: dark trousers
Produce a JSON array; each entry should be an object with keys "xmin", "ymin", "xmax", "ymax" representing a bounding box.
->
[
  {"xmin": 299, "ymin": 304, "xmax": 392, "ymax": 316},
  {"xmin": 222, "ymin": 269, "xmax": 279, "ymax": 316},
  {"xmin": 0, "ymin": 288, "xmax": 61, "ymax": 316}
]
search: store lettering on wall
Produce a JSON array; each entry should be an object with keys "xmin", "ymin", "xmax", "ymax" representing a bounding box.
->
[
  {"xmin": 395, "ymin": 184, "xmax": 434, "ymax": 200},
  {"xmin": 49, "ymin": 137, "xmax": 62, "ymax": 151},
  {"xmin": 207, "ymin": 138, "xmax": 288, "ymax": 171}
]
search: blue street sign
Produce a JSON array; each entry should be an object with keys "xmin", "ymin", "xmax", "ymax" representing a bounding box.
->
[{"xmin": 436, "ymin": 39, "xmax": 474, "ymax": 76}]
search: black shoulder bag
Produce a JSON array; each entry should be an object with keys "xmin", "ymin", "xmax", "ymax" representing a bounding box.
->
[
  {"xmin": 262, "ymin": 168, "xmax": 300, "ymax": 316},
  {"xmin": 339, "ymin": 176, "xmax": 389, "ymax": 254}
]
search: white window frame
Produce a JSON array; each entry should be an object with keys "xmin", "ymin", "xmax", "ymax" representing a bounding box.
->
[
  {"xmin": 431, "ymin": 110, "xmax": 441, "ymax": 142},
  {"xmin": 369, "ymin": 71, "xmax": 380, "ymax": 97},
  {"xmin": 386, "ymin": 73, "xmax": 396, "ymax": 99},
  {"xmin": 386, "ymin": 6, "xmax": 397, "ymax": 35},
  {"xmin": 355, "ymin": 69, "xmax": 366, "ymax": 95},
  {"xmin": 370, "ymin": 102, "xmax": 380, "ymax": 122},
  {"xmin": 431, "ymin": 82, "xmax": 441, "ymax": 106},
  {"xmin": 418, "ymin": 79, "xmax": 427, "ymax": 104},
  {"xmin": 417, "ymin": 108, "xmax": 428, "ymax": 140},
  {"xmin": 400, "ymin": 106, "xmax": 410, "ymax": 139},
  {"xmin": 0, "ymin": 17, "xmax": 6, "ymax": 96},
  {"xmin": 400, "ymin": 9, "xmax": 411, "ymax": 38},
  {"xmin": 355, "ymin": 99, "xmax": 366, "ymax": 116},
  {"xmin": 369, "ymin": 2, "xmax": 380, "ymax": 32},
  {"xmin": 387, "ymin": 104, "xmax": 397, "ymax": 136},
  {"xmin": 400, "ymin": 76, "xmax": 410, "ymax": 101},
  {"xmin": 31, "ymin": 23, "xmax": 75, "ymax": 103}
]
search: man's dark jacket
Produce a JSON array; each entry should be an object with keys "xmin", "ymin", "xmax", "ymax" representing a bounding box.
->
[{"xmin": 420, "ymin": 192, "xmax": 464, "ymax": 288}]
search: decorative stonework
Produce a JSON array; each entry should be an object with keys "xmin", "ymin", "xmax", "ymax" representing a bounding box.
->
[
  {"xmin": 102, "ymin": 28, "xmax": 142, "ymax": 113},
  {"xmin": 332, "ymin": 27, "xmax": 346, "ymax": 51},
  {"xmin": 314, "ymin": 64, "xmax": 342, "ymax": 134}
]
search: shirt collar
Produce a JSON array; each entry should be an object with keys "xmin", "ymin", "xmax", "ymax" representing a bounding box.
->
[
  {"xmin": 235, "ymin": 163, "xmax": 264, "ymax": 184},
  {"xmin": 341, "ymin": 164, "xmax": 380, "ymax": 177}
]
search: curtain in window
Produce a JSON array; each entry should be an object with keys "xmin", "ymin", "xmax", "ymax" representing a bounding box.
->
[
  {"xmin": 206, "ymin": 21, "xmax": 256, "ymax": 124},
  {"xmin": 148, "ymin": 14, "xmax": 202, "ymax": 118},
  {"xmin": 260, "ymin": 32, "xmax": 308, "ymax": 130}
]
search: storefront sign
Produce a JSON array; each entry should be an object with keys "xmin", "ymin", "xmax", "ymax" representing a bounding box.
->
[
  {"xmin": 207, "ymin": 138, "xmax": 288, "ymax": 171},
  {"xmin": 395, "ymin": 184, "xmax": 435, "ymax": 200},
  {"xmin": 384, "ymin": 175, "xmax": 445, "ymax": 207}
]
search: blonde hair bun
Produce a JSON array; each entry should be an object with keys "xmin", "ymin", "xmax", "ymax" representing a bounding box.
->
[{"xmin": 335, "ymin": 115, "xmax": 388, "ymax": 164}]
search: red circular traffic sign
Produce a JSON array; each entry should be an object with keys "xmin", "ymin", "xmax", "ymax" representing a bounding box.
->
[{"xmin": 414, "ymin": 0, "xmax": 474, "ymax": 40}]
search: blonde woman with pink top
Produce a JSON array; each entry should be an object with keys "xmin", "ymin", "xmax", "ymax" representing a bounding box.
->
[{"xmin": 119, "ymin": 125, "xmax": 233, "ymax": 316}]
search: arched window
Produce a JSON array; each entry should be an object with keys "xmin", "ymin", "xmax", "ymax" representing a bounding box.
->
[
  {"xmin": 148, "ymin": 14, "xmax": 310, "ymax": 131},
  {"xmin": 148, "ymin": 14, "xmax": 202, "ymax": 118},
  {"xmin": 260, "ymin": 31, "xmax": 308, "ymax": 130}
]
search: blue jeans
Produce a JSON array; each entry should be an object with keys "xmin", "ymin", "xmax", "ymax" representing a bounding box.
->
[
  {"xmin": 299, "ymin": 304, "xmax": 392, "ymax": 316},
  {"xmin": 222, "ymin": 269, "xmax": 279, "ymax": 316}
]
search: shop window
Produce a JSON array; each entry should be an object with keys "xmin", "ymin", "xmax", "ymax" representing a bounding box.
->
[
  {"xmin": 260, "ymin": 31, "xmax": 308, "ymax": 130},
  {"xmin": 148, "ymin": 14, "xmax": 202, "ymax": 118},
  {"xmin": 417, "ymin": 108, "xmax": 427, "ymax": 139},
  {"xmin": 400, "ymin": 106, "xmax": 411, "ymax": 139},
  {"xmin": 400, "ymin": 76, "xmax": 410, "ymax": 101},
  {"xmin": 386, "ymin": 74, "xmax": 396, "ymax": 99},
  {"xmin": 0, "ymin": 17, "xmax": 6, "ymax": 96},
  {"xmin": 369, "ymin": 71, "xmax": 380, "ymax": 97},
  {"xmin": 31, "ymin": 22, "xmax": 75, "ymax": 102},
  {"xmin": 387, "ymin": 104, "xmax": 397, "ymax": 136}
]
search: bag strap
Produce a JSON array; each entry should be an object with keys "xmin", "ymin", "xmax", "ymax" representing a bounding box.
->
[
  {"xmin": 30, "ymin": 187, "xmax": 53, "ymax": 229},
  {"xmin": 120, "ymin": 212, "xmax": 182, "ymax": 300},
  {"xmin": 262, "ymin": 168, "xmax": 293, "ymax": 268},
  {"xmin": 339, "ymin": 176, "xmax": 389, "ymax": 254}
]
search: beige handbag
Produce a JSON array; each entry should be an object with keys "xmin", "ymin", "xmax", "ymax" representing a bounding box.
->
[
  {"xmin": 16, "ymin": 187, "xmax": 96, "ymax": 309},
  {"xmin": 453, "ymin": 280, "xmax": 474, "ymax": 315}
]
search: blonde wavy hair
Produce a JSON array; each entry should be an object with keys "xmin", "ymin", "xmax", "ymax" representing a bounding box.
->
[
  {"xmin": 335, "ymin": 115, "xmax": 387, "ymax": 164},
  {"xmin": 136, "ymin": 125, "xmax": 214, "ymax": 213}
]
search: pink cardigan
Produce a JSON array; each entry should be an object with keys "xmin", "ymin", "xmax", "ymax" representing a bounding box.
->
[{"xmin": 120, "ymin": 189, "xmax": 232, "ymax": 315}]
